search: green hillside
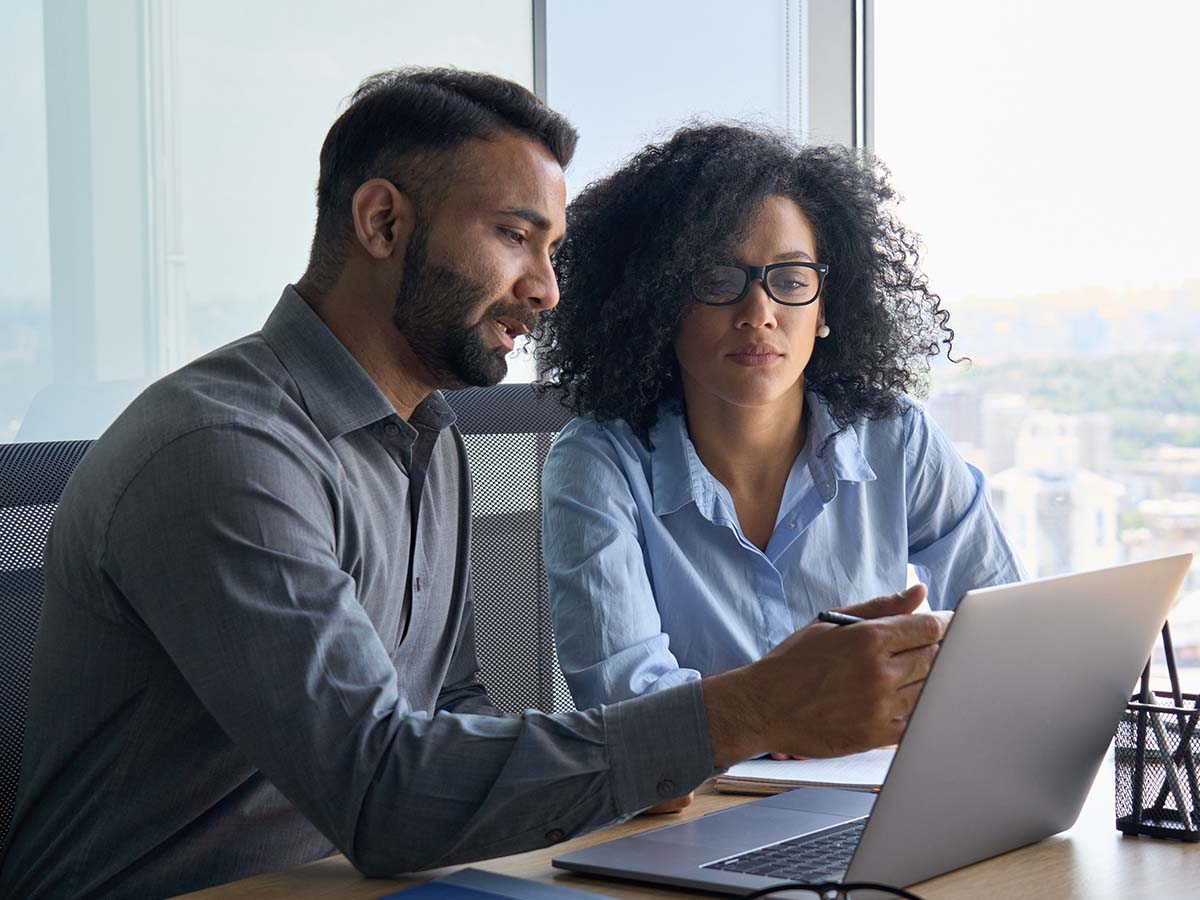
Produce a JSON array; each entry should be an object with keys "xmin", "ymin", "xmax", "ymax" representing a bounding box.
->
[{"xmin": 937, "ymin": 352, "xmax": 1200, "ymax": 458}]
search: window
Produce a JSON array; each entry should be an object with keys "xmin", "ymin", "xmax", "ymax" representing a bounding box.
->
[
  {"xmin": 0, "ymin": 0, "xmax": 532, "ymax": 442},
  {"xmin": 875, "ymin": 0, "xmax": 1200, "ymax": 683},
  {"xmin": 545, "ymin": 0, "xmax": 807, "ymax": 195},
  {"xmin": 1, "ymin": 1, "xmax": 51, "ymax": 443},
  {"xmin": 4, "ymin": 0, "xmax": 849, "ymax": 438}
]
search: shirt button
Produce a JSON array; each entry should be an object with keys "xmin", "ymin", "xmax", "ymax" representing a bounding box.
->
[
  {"xmin": 788, "ymin": 519, "xmax": 797, "ymax": 529},
  {"xmin": 657, "ymin": 779, "xmax": 677, "ymax": 798},
  {"xmin": 545, "ymin": 828, "xmax": 565, "ymax": 843},
  {"xmin": 384, "ymin": 422, "xmax": 400, "ymax": 437}
]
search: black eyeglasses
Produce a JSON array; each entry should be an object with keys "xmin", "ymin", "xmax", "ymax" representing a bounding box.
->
[
  {"xmin": 742, "ymin": 879, "xmax": 928, "ymax": 900},
  {"xmin": 690, "ymin": 261, "xmax": 829, "ymax": 307}
]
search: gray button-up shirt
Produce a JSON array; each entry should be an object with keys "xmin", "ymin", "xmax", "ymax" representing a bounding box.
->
[{"xmin": 0, "ymin": 287, "xmax": 715, "ymax": 900}]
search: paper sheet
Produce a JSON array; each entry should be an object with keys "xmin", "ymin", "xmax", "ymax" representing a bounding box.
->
[{"xmin": 715, "ymin": 747, "xmax": 896, "ymax": 794}]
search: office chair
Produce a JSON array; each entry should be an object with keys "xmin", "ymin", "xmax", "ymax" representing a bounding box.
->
[
  {"xmin": 0, "ymin": 439, "xmax": 93, "ymax": 856},
  {"xmin": 445, "ymin": 383, "xmax": 576, "ymax": 715}
]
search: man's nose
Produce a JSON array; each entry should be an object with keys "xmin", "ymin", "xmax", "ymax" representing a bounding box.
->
[{"xmin": 517, "ymin": 257, "xmax": 560, "ymax": 312}]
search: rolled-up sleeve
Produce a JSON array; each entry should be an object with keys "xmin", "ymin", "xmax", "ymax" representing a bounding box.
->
[
  {"xmin": 103, "ymin": 423, "xmax": 715, "ymax": 875},
  {"xmin": 542, "ymin": 423, "xmax": 700, "ymax": 710},
  {"xmin": 902, "ymin": 405, "xmax": 1027, "ymax": 608}
]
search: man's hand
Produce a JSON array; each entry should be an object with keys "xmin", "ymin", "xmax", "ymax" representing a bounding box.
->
[
  {"xmin": 641, "ymin": 791, "xmax": 695, "ymax": 815},
  {"xmin": 702, "ymin": 585, "xmax": 949, "ymax": 768}
]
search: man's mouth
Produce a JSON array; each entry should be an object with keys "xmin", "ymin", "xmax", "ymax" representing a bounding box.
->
[{"xmin": 490, "ymin": 316, "xmax": 531, "ymax": 352}]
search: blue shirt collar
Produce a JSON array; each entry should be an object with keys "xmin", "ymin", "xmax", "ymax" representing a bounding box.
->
[
  {"xmin": 805, "ymin": 391, "xmax": 877, "ymax": 502},
  {"xmin": 648, "ymin": 391, "xmax": 876, "ymax": 518}
]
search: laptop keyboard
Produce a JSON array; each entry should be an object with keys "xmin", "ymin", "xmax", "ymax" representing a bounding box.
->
[{"xmin": 702, "ymin": 818, "xmax": 867, "ymax": 882}]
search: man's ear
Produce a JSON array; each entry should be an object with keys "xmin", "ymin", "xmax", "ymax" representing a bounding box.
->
[{"xmin": 351, "ymin": 179, "xmax": 416, "ymax": 260}]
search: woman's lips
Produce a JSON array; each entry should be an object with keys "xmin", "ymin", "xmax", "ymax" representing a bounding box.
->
[{"xmin": 727, "ymin": 347, "xmax": 783, "ymax": 367}]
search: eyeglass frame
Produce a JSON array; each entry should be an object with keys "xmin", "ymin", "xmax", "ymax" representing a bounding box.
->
[
  {"xmin": 741, "ymin": 879, "xmax": 928, "ymax": 900},
  {"xmin": 690, "ymin": 261, "xmax": 830, "ymax": 307}
]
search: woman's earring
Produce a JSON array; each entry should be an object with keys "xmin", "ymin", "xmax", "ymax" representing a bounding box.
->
[{"xmin": 816, "ymin": 324, "xmax": 831, "ymax": 338}]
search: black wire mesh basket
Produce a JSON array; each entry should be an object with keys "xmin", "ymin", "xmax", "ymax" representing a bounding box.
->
[{"xmin": 1115, "ymin": 622, "xmax": 1200, "ymax": 841}]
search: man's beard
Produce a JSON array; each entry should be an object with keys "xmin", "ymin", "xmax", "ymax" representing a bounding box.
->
[{"xmin": 393, "ymin": 227, "xmax": 533, "ymax": 388}]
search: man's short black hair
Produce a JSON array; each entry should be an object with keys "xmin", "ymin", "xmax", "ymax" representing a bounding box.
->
[{"xmin": 305, "ymin": 67, "xmax": 577, "ymax": 291}]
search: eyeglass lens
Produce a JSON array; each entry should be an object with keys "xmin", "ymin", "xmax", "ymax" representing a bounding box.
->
[{"xmin": 693, "ymin": 265, "xmax": 820, "ymax": 305}]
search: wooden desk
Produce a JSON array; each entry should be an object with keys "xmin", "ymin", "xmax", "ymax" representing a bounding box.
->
[{"xmin": 175, "ymin": 757, "xmax": 1199, "ymax": 900}]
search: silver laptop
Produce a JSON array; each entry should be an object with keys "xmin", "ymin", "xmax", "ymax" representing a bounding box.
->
[{"xmin": 554, "ymin": 554, "xmax": 1193, "ymax": 894}]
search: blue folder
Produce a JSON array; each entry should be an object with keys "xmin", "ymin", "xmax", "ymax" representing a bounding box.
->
[{"xmin": 378, "ymin": 868, "xmax": 598, "ymax": 900}]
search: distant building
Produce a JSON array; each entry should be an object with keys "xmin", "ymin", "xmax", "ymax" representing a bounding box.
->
[
  {"xmin": 990, "ymin": 468, "xmax": 1123, "ymax": 577},
  {"xmin": 1122, "ymin": 493, "xmax": 1200, "ymax": 665},
  {"xmin": 927, "ymin": 388, "xmax": 990, "ymax": 471},
  {"xmin": 1076, "ymin": 414, "xmax": 1114, "ymax": 475},
  {"xmin": 1118, "ymin": 446, "xmax": 1200, "ymax": 506},
  {"xmin": 927, "ymin": 388, "xmax": 982, "ymax": 445},
  {"xmin": 1013, "ymin": 411, "xmax": 1113, "ymax": 476},
  {"xmin": 981, "ymin": 393, "xmax": 1029, "ymax": 475},
  {"xmin": 927, "ymin": 388, "xmax": 1030, "ymax": 476},
  {"xmin": 989, "ymin": 409, "xmax": 1123, "ymax": 576}
]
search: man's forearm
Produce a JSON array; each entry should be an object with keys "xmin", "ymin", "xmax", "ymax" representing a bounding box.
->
[
  {"xmin": 436, "ymin": 680, "xmax": 507, "ymax": 716},
  {"xmin": 349, "ymin": 683, "xmax": 716, "ymax": 874},
  {"xmin": 701, "ymin": 667, "xmax": 766, "ymax": 769}
]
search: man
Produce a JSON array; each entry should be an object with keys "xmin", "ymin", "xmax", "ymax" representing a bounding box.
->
[{"xmin": 0, "ymin": 69, "xmax": 947, "ymax": 899}]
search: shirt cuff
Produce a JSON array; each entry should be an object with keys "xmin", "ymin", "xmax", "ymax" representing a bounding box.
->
[{"xmin": 602, "ymin": 680, "xmax": 720, "ymax": 816}]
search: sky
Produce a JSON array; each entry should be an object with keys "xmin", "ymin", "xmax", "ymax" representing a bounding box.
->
[{"xmin": 874, "ymin": 0, "xmax": 1200, "ymax": 301}]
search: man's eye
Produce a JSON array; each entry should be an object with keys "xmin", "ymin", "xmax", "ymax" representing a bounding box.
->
[{"xmin": 500, "ymin": 227, "xmax": 526, "ymax": 245}]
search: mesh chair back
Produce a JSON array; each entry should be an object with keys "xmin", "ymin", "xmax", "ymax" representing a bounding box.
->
[
  {"xmin": 445, "ymin": 384, "xmax": 576, "ymax": 715},
  {"xmin": 0, "ymin": 440, "xmax": 92, "ymax": 856}
]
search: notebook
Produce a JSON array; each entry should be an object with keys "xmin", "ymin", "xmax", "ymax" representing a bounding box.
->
[{"xmin": 714, "ymin": 748, "xmax": 895, "ymax": 794}]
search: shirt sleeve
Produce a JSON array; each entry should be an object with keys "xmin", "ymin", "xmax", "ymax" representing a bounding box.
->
[
  {"xmin": 435, "ymin": 569, "xmax": 507, "ymax": 717},
  {"xmin": 542, "ymin": 422, "xmax": 701, "ymax": 710},
  {"xmin": 902, "ymin": 403, "xmax": 1028, "ymax": 608},
  {"xmin": 102, "ymin": 423, "xmax": 716, "ymax": 876}
]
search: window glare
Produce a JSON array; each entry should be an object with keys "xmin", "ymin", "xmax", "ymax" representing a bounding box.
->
[
  {"xmin": 876, "ymin": 0, "xmax": 1200, "ymax": 681},
  {"xmin": 0, "ymin": 0, "xmax": 532, "ymax": 442}
]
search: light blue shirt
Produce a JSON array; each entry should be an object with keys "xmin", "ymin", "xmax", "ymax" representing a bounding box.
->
[{"xmin": 543, "ymin": 393, "xmax": 1026, "ymax": 710}]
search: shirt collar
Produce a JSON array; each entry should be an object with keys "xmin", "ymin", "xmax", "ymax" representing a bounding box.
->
[
  {"xmin": 648, "ymin": 391, "xmax": 876, "ymax": 517},
  {"xmin": 803, "ymin": 392, "xmax": 876, "ymax": 502},
  {"xmin": 649, "ymin": 406, "xmax": 717, "ymax": 517},
  {"xmin": 261, "ymin": 285, "xmax": 456, "ymax": 440}
]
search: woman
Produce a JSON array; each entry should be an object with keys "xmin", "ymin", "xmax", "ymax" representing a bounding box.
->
[{"xmin": 537, "ymin": 124, "xmax": 1024, "ymax": 716}]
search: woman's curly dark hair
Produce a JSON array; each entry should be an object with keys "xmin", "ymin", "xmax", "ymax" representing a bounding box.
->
[{"xmin": 535, "ymin": 123, "xmax": 956, "ymax": 439}]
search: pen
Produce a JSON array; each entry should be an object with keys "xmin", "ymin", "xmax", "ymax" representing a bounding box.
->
[{"xmin": 818, "ymin": 610, "xmax": 865, "ymax": 626}]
